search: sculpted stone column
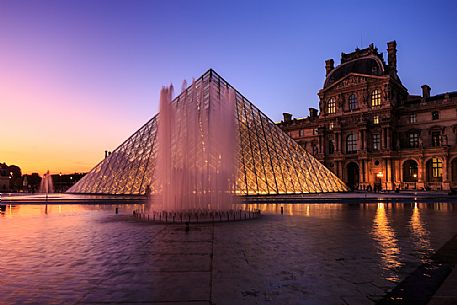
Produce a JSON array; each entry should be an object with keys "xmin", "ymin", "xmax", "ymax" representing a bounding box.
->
[
  {"xmin": 358, "ymin": 130, "xmax": 363, "ymax": 151},
  {"xmin": 417, "ymin": 157, "xmax": 425, "ymax": 190},
  {"xmin": 386, "ymin": 128, "xmax": 392, "ymax": 150},
  {"xmin": 394, "ymin": 159, "xmax": 400, "ymax": 187},
  {"xmin": 335, "ymin": 132, "xmax": 340, "ymax": 152},
  {"xmin": 442, "ymin": 155, "xmax": 450, "ymax": 191},
  {"xmin": 386, "ymin": 159, "xmax": 393, "ymax": 190}
]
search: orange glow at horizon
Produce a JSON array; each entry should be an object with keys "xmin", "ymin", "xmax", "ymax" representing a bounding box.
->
[{"xmin": 0, "ymin": 75, "xmax": 155, "ymax": 175}]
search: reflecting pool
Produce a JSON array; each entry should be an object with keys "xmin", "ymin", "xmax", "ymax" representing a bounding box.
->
[{"xmin": 0, "ymin": 202, "xmax": 456, "ymax": 305}]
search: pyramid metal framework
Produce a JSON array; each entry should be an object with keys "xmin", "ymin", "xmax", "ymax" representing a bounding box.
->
[{"xmin": 68, "ymin": 70, "xmax": 347, "ymax": 195}]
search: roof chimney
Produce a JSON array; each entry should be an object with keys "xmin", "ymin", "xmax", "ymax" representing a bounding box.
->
[
  {"xmin": 309, "ymin": 108, "xmax": 318, "ymax": 118},
  {"xmin": 387, "ymin": 41, "xmax": 397, "ymax": 75},
  {"xmin": 421, "ymin": 85, "xmax": 431, "ymax": 99},
  {"xmin": 283, "ymin": 113, "xmax": 292, "ymax": 122},
  {"xmin": 325, "ymin": 59, "xmax": 334, "ymax": 76}
]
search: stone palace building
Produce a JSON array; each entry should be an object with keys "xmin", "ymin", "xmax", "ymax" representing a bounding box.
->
[{"xmin": 278, "ymin": 41, "xmax": 457, "ymax": 191}]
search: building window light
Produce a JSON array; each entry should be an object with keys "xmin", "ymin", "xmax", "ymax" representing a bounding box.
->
[
  {"xmin": 432, "ymin": 157, "xmax": 442, "ymax": 178},
  {"xmin": 373, "ymin": 134, "xmax": 380, "ymax": 150},
  {"xmin": 373, "ymin": 115, "xmax": 379, "ymax": 124},
  {"xmin": 327, "ymin": 98, "xmax": 336, "ymax": 114},
  {"xmin": 371, "ymin": 89, "xmax": 381, "ymax": 107},
  {"xmin": 410, "ymin": 113, "xmax": 416, "ymax": 123}
]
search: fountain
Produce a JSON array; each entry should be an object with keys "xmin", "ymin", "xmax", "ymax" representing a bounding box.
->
[
  {"xmin": 137, "ymin": 79, "xmax": 259, "ymax": 223},
  {"xmin": 39, "ymin": 171, "xmax": 54, "ymax": 194}
]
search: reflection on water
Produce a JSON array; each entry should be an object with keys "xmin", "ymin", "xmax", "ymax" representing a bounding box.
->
[
  {"xmin": 242, "ymin": 203, "xmax": 345, "ymax": 217},
  {"xmin": 371, "ymin": 203, "xmax": 402, "ymax": 282},
  {"xmin": 409, "ymin": 203, "xmax": 433, "ymax": 263},
  {"xmin": 0, "ymin": 203, "xmax": 144, "ymax": 218},
  {"xmin": 0, "ymin": 201, "xmax": 455, "ymax": 302},
  {"xmin": 244, "ymin": 202, "xmax": 450, "ymax": 284}
]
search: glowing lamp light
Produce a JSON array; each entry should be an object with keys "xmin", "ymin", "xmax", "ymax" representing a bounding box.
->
[
  {"xmin": 377, "ymin": 171, "xmax": 384, "ymax": 178},
  {"xmin": 413, "ymin": 173, "xmax": 417, "ymax": 178}
]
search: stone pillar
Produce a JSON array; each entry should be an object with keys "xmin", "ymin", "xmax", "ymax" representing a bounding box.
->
[
  {"xmin": 358, "ymin": 130, "xmax": 363, "ymax": 151},
  {"xmin": 335, "ymin": 132, "xmax": 340, "ymax": 152},
  {"xmin": 361, "ymin": 130, "xmax": 366, "ymax": 150},
  {"xmin": 442, "ymin": 156, "xmax": 450, "ymax": 190},
  {"xmin": 340, "ymin": 133, "xmax": 343, "ymax": 152},
  {"xmin": 386, "ymin": 159, "xmax": 393, "ymax": 190},
  {"xmin": 395, "ymin": 160, "xmax": 401, "ymax": 187},
  {"xmin": 340, "ymin": 133, "xmax": 344, "ymax": 153},
  {"xmin": 339, "ymin": 161, "xmax": 344, "ymax": 181},
  {"xmin": 386, "ymin": 128, "xmax": 391, "ymax": 150},
  {"xmin": 417, "ymin": 157, "xmax": 425, "ymax": 190},
  {"xmin": 319, "ymin": 135, "xmax": 324, "ymax": 154}
]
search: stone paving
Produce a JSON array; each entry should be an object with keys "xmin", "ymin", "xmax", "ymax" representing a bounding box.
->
[
  {"xmin": 428, "ymin": 267, "xmax": 457, "ymax": 305},
  {"xmin": 0, "ymin": 203, "xmax": 456, "ymax": 305}
]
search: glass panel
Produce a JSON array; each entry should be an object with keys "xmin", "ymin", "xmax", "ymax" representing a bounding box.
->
[{"xmin": 68, "ymin": 70, "xmax": 348, "ymax": 196}]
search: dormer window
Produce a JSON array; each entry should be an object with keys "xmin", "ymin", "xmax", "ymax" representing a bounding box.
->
[
  {"xmin": 327, "ymin": 98, "xmax": 336, "ymax": 114},
  {"xmin": 349, "ymin": 94, "xmax": 357, "ymax": 111},
  {"xmin": 371, "ymin": 89, "xmax": 381, "ymax": 107}
]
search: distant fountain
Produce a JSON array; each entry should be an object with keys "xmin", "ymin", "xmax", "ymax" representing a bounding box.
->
[
  {"xmin": 39, "ymin": 171, "xmax": 54, "ymax": 194},
  {"xmin": 153, "ymin": 80, "xmax": 238, "ymax": 212}
]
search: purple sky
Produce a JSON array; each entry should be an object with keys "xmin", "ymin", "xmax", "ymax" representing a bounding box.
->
[{"xmin": 1, "ymin": 0, "xmax": 456, "ymax": 174}]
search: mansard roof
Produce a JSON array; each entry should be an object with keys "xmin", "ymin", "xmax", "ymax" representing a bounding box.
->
[{"xmin": 324, "ymin": 44, "xmax": 388, "ymax": 89}]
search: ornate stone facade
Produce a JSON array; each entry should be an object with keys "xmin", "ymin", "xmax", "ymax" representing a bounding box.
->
[{"xmin": 278, "ymin": 41, "xmax": 457, "ymax": 191}]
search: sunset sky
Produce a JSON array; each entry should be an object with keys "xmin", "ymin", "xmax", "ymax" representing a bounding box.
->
[{"xmin": 1, "ymin": 0, "xmax": 456, "ymax": 175}]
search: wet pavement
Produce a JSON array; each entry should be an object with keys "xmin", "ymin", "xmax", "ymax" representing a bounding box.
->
[{"xmin": 0, "ymin": 203, "xmax": 456, "ymax": 304}]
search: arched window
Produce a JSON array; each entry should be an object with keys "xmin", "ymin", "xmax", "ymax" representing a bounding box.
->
[
  {"xmin": 432, "ymin": 157, "xmax": 442, "ymax": 178},
  {"xmin": 426, "ymin": 157, "xmax": 443, "ymax": 182},
  {"xmin": 327, "ymin": 98, "xmax": 336, "ymax": 114},
  {"xmin": 349, "ymin": 94, "xmax": 357, "ymax": 111},
  {"xmin": 403, "ymin": 160, "xmax": 418, "ymax": 182},
  {"xmin": 346, "ymin": 134, "xmax": 357, "ymax": 153},
  {"xmin": 371, "ymin": 89, "xmax": 381, "ymax": 107}
]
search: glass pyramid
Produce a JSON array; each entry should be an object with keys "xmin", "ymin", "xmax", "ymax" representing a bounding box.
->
[{"xmin": 68, "ymin": 69, "xmax": 347, "ymax": 195}]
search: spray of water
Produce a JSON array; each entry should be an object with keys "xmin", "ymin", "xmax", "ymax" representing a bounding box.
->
[
  {"xmin": 153, "ymin": 80, "xmax": 237, "ymax": 211},
  {"xmin": 39, "ymin": 171, "xmax": 54, "ymax": 194}
]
